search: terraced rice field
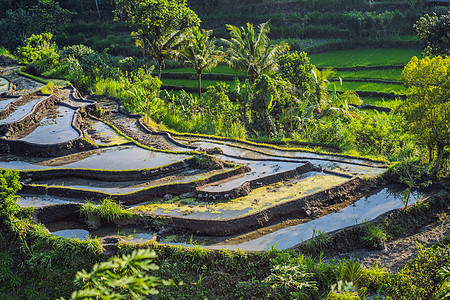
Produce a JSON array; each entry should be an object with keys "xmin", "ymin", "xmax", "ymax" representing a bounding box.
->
[{"xmin": 1, "ymin": 66, "xmax": 436, "ymax": 251}]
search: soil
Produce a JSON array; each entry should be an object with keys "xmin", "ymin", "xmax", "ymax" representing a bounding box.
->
[
  {"xmin": 85, "ymin": 93, "xmax": 173, "ymax": 150},
  {"xmin": 335, "ymin": 217, "xmax": 450, "ymax": 273}
]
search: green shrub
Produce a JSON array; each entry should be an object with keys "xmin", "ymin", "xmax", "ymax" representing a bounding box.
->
[
  {"xmin": 0, "ymin": 170, "xmax": 21, "ymax": 227},
  {"xmin": 386, "ymin": 243, "xmax": 450, "ymax": 299},
  {"xmin": 62, "ymin": 44, "xmax": 95, "ymax": 61},
  {"xmin": 362, "ymin": 224, "xmax": 387, "ymax": 249},
  {"xmin": 16, "ymin": 33, "xmax": 60, "ymax": 73},
  {"xmin": 70, "ymin": 249, "xmax": 175, "ymax": 299},
  {"xmin": 79, "ymin": 199, "xmax": 132, "ymax": 228}
]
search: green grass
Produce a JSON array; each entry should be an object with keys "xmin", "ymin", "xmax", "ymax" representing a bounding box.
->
[
  {"xmin": 335, "ymin": 69, "xmax": 403, "ymax": 81},
  {"xmin": 333, "ymin": 81, "xmax": 405, "ymax": 94},
  {"xmin": 310, "ymin": 48, "xmax": 423, "ymax": 68},
  {"xmin": 361, "ymin": 97, "xmax": 403, "ymax": 109}
]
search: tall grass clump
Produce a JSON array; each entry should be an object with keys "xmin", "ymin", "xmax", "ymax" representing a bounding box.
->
[{"xmin": 80, "ymin": 199, "xmax": 132, "ymax": 229}]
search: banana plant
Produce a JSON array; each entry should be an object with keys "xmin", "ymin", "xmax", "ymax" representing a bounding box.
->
[{"xmin": 324, "ymin": 84, "xmax": 363, "ymax": 120}]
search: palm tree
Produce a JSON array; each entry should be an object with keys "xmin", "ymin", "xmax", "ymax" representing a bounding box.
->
[
  {"xmin": 311, "ymin": 66, "xmax": 335, "ymax": 113},
  {"xmin": 132, "ymin": 26, "xmax": 187, "ymax": 79},
  {"xmin": 311, "ymin": 66, "xmax": 363, "ymax": 118},
  {"xmin": 180, "ymin": 27, "xmax": 222, "ymax": 98},
  {"xmin": 222, "ymin": 21, "xmax": 289, "ymax": 83}
]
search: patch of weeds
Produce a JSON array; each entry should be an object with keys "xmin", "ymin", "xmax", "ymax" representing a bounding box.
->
[
  {"xmin": 192, "ymin": 154, "xmax": 224, "ymax": 170},
  {"xmin": 265, "ymin": 264, "xmax": 317, "ymax": 298},
  {"xmin": 301, "ymin": 228, "xmax": 331, "ymax": 255},
  {"xmin": 359, "ymin": 263, "xmax": 388, "ymax": 292},
  {"xmin": 79, "ymin": 198, "xmax": 132, "ymax": 229},
  {"xmin": 325, "ymin": 280, "xmax": 360, "ymax": 300},
  {"xmin": 362, "ymin": 223, "xmax": 386, "ymax": 249},
  {"xmin": 385, "ymin": 243, "xmax": 450, "ymax": 299}
]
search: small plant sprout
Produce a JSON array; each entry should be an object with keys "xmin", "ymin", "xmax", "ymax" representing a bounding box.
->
[{"xmin": 400, "ymin": 188, "xmax": 411, "ymax": 210}]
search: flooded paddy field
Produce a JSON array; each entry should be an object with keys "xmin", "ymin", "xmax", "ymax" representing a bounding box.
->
[
  {"xmin": 0, "ymin": 145, "xmax": 191, "ymax": 171},
  {"xmin": 13, "ymin": 105, "xmax": 80, "ymax": 144},
  {"xmin": 0, "ymin": 97, "xmax": 18, "ymax": 111},
  {"xmin": 31, "ymin": 168, "xmax": 232, "ymax": 195},
  {"xmin": 84, "ymin": 118, "xmax": 129, "ymax": 146},
  {"xmin": 0, "ymin": 96, "xmax": 47, "ymax": 125},
  {"xmin": 0, "ymin": 66, "xmax": 43, "ymax": 94},
  {"xmin": 131, "ymin": 172, "xmax": 349, "ymax": 220},
  {"xmin": 0, "ymin": 77, "xmax": 8, "ymax": 93},
  {"xmin": 210, "ymin": 184, "xmax": 437, "ymax": 251}
]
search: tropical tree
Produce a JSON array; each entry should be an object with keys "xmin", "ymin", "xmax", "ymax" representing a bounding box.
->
[
  {"xmin": 414, "ymin": 12, "xmax": 450, "ymax": 56},
  {"xmin": 115, "ymin": 0, "xmax": 200, "ymax": 78},
  {"xmin": 251, "ymin": 74, "xmax": 299, "ymax": 135},
  {"xmin": 222, "ymin": 21, "xmax": 289, "ymax": 83},
  {"xmin": 180, "ymin": 27, "xmax": 222, "ymax": 98},
  {"xmin": 400, "ymin": 56, "xmax": 450, "ymax": 177},
  {"xmin": 30, "ymin": 0, "xmax": 74, "ymax": 35},
  {"xmin": 322, "ymin": 85, "xmax": 362, "ymax": 119},
  {"xmin": 278, "ymin": 51, "xmax": 315, "ymax": 100}
]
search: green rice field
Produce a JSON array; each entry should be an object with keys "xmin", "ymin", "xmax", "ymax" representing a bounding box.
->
[
  {"xmin": 361, "ymin": 97, "xmax": 403, "ymax": 109},
  {"xmin": 334, "ymin": 69, "xmax": 403, "ymax": 81},
  {"xmin": 332, "ymin": 81, "xmax": 405, "ymax": 94},
  {"xmin": 309, "ymin": 48, "xmax": 423, "ymax": 68}
]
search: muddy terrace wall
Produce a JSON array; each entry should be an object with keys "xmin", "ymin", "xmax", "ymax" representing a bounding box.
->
[
  {"xmin": 20, "ymin": 165, "xmax": 251, "ymax": 205},
  {"xmin": 0, "ymin": 89, "xmax": 102, "ymax": 157},
  {"xmin": 33, "ymin": 177, "xmax": 369, "ymax": 236},
  {"xmin": 166, "ymin": 177, "xmax": 367, "ymax": 236},
  {"xmin": 0, "ymin": 93, "xmax": 58, "ymax": 137},
  {"xmin": 20, "ymin": 159, "xmax": 194, "ymax": 182},
  {"xmin": 195, "ymin": 162, "xmax": 318, "ymax": 201},
  {"xmin": 20, "ymin": 162, "xmax": 315, "ymax": 204}
]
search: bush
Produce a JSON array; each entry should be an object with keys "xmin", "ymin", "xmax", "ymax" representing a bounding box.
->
[
  {"xmin": 386, "ymin": 244, "xmax": 450, "ymax": 299},
  {"xmin": 62, "ymin": 44, "xmax": 95, "ymax": 61},
  {"xmin": 0, "ymin": 170, "xmax": 22, "ymax": 226},
  {"xmin": 16, "ymin": 33, "xmax": 60, "ymax": 73}
]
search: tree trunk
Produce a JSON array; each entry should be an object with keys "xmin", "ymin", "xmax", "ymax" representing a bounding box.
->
[
  {"xmin": 95, "ymin": 0, "xmax": 101, "ymax": 18},
  {"xmin": 197, "ymin": 70, "xmax": 202, "ymax": 99},
  {"xmin": 158, "ymin": 57, "xmax": 163, "ymax": 80},
  {"xmin": 251, "ymin": 72, "xmax": 258, "ymax": 84},
  {"xmin": 146, "ymin": 96, "xmax": 149, "ymax": 125},
  {"xmin": 432, "ymin": 144, "xmax": 445, "ymax": 178}
]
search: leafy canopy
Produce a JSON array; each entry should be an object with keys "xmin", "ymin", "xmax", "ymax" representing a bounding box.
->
[
  {"xmin": 115, "ymin": 0, "xmax": 200, "ymax": 78},
  {"xmin": 414, "ymin": 12, "xmax": 450, "ymax": 56},
  {"xmin": 181, "ymin": 27, "xmax": 222, "ymax": 98},
  {"xmin": 222, "ymin": 21, "xmax": 289, "ymax": 83},
  {"xmin": 400, "ymin": 55, "xmax": 450, "ymax": 176}
]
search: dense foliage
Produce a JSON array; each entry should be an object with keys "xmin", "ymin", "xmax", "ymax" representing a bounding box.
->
[
  {"xmin": 415, "ymin": 11, "xmax": 450, "ymax": 56},
  {"xmin": 400, "ymin": 55, "xmax": 450, "ymax": 177},
  {"xmin": 115, "ymin": 0, "xmax": 201, "ymax": 78}
]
